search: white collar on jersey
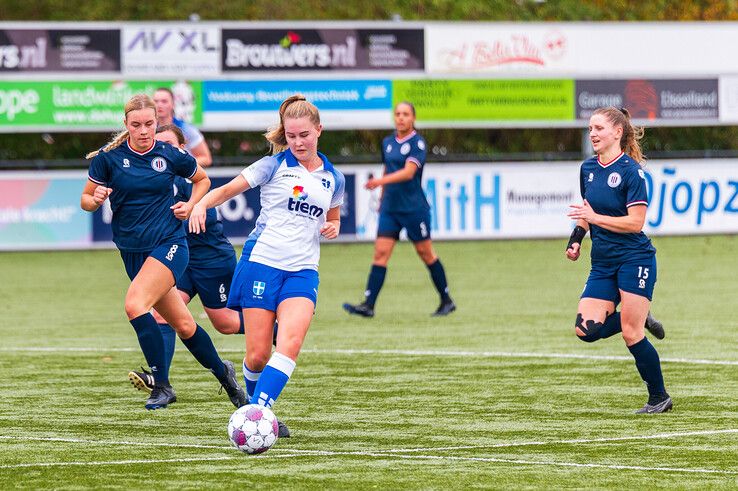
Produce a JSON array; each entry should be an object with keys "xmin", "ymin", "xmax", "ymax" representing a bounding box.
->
[
  {"xmin": 394, "ymin": 130, "xmax": 417, "ymax": 144},
  {"xmin": 597, "ymin": 151, "xmax": 624, "ymax": 168},
  {"xmin": 126, "ymin": 139, "xmax": 156, "ymax": 156}
]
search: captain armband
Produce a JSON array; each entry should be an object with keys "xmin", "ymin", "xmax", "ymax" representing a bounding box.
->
[{"xmin": 566, "ymin": 226, "xmax": 587, "ymax": 251}]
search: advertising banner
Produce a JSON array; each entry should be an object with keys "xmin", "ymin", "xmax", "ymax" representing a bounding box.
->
[
  {"xmin": 0, "ymin": 29, "xmax": 120, "ymax": 72},
  {"xmin": 201, "ymin": 79, "xmax": 392, "ymax": 130},
  {"xmin": 0, "ymin": 172, "xmax": 90, "ymax": 250},
  {"xmin": 426, "ymin": 23, "xmax": 738, "ymax": 77},
  {"xmin": 576, "ymin": 79, "xmax": 719, "ymax": 121},
  {"xmin": 392, "ymin": 79, "xmax": 574, "ymax": 122},
  {"xmin": 122, "ymin": 25, "xmax": 220, "ymax": 77},
  {"xmin": 643, "ymin": 160, "xmax": 738, "ymax": 235},
  {"xmin": 0, "ymin": 80, "xmax": 202, "ymax": 129},
  {"xmin": 351, "ymin": 160, "xmax": 738, "ymax": 240},
  {"xmin": 2, "ymin": 159, "xmax": 737, "ymax": 250},
  {"xmin": 351, "ymin": 163, "xmax": 579, "ymax": 240},
  {"xmin": 222, "ymin": 28, "xmax": 424, "ymax": 71}
]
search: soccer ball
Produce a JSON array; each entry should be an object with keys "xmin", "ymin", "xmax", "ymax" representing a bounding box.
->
[{"xmin": 228, "ymin": 404, "xmax": 279, "ymax": 454}]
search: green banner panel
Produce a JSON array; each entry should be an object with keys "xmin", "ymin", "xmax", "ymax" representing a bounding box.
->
[
  {"xmin": 0, "ymin": 81, "xmax": 202, "ymax": 127},
  {"xmin": 392, "ymin": 79, "xmax": 575, "ymax": 121}
]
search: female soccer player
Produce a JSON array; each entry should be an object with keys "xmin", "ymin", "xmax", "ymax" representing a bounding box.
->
[
  {"xmin": 566, "ymin": 106, "xmax": 671, "ymax": 414},
  {"xmin": 190, "ymin": 95, "xmax": 344, "ymax": 420},
  {"xmin": 81, "ymin": 94, "xmax": 246, "ymax": 410},
  {"xmin": 343, "ymin": 101, "xmax": 455, "ymax": 318},
  {"xmin": 127, "ymin": 124, "xmax": 243, "ymax": 391}
]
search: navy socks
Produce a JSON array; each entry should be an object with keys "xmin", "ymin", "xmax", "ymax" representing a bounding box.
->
[
  {"xmin": 628, "ymin": 337, "xmax": 668, "ymax": 402},
  {"xmin": 364, "ymin": 264, "xmax": 387, "ymax": 307},
  {"xmin": 130, "ymin": 313, "xmax": 169, "ymax": 386},
  {"xmin": 158, "ymin": 323, "xmax": 176, "ymax": 372},
  {"xmin": 180, "ymin": 325, "xmax": 226, "ymax": 379},
  {"xmin": 427, "ymin": 259, "xmax": 451, "ymax": 302}
]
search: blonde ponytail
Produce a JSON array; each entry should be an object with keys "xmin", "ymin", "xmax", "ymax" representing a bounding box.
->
[
  {"xmin": 85, "ymin": 130, "xmax": 129, "ymax": 159},
  {"xmin": 85, "ymin": 93, "xmax": 156, "ymax": 159},
  {"xmin": 264, "ymin": 94, "xmax": 321, "ymax": 154}
]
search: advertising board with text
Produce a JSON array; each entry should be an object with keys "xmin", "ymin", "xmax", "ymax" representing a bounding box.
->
[{"xmin": 0, "ymin": 80, "xmax": 202, "ymax": 130}]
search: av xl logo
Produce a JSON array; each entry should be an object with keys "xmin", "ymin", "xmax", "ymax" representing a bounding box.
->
[{"xmin": 126, "ymin": 28, "xmax": 218, "ymax": 53}]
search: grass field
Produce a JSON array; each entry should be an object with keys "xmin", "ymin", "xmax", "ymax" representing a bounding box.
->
[{"xmin": 1, "ymin": 236, "xmax": 737, "ymax": 489}]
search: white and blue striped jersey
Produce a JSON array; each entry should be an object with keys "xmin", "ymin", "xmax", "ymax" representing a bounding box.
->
[{"xmin": 241, "ymin": 149, "xmax": 345, "ymax": 272}]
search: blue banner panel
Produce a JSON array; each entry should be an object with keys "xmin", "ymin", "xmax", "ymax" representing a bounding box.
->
[{"xmin": 203, "ymin": 80, "xmax": 392, "ymax": 112}]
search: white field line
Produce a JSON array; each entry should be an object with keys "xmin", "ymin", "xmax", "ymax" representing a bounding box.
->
[
  {"xmin": 1, "ymin": 428, "xmax": 736, "ymax": 456},
  {"xmin": 2, "ymin": 346, "xmax": 738, "ymax": 367},
  {"xmin": 0, "ymin": 450, "xmax": 736, "ymax": 476}
]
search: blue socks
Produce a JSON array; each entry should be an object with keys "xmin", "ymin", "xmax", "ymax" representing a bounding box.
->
[
  {"xmin": 158, "ymin": 323, "xmax": 176, "ymax": 372},
  {"xmin": 599, "ymin": 312, "xmax": 622, "ymax": 339},
  {"xmin": 130, "ymin": 313, "xmax": 169, "ymax": 386},
  {"xmin": 427, "ymin": 259, "xmax": 451, "ymax": 302},
  {"xmin": 364, "ymin": 265, "xmax": 387, "ymax": 307},
  {"xmin": 250, "ymin": 352, "xmax": 296, "ymax": 408},
  {"xmin": 243, "ymin": 361, "xmax": 262, "ymax": 400},
  {"xmin": 180, "ymin": 325, "xmax": 226, "ymax": 379},
  {"xmin": 628, "ymin": 337, "xmax": 668, "ymax": 402}
]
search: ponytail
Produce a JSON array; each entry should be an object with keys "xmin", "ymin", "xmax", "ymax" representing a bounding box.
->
[
  {"xmin": 85, "ymin": 93, "xmax": 156, "ymax": 159},
  {"xmin": 85, "ymin": 130, "xmax": 129, "ymax": 159},
  {"xmin": 592, "ymin": 106, "xmax": 646, "ymax": 165},
  {"xmin": 264, "ymin": 94, "xmax": 321, "ymax": 154}
]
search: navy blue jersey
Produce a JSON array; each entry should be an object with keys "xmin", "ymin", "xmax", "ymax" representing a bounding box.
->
[
  {"xmin": 173, "ymin": 176, "xmax": 236, "ymax": 268},
  {"xmin": 579, "ymin": 152, "xmax": 656, "ymax": 264},
  {"xmin": 88, "ymin": 140, "xmax": 197, "ymax": 252},
  {"xmin": 380, "ymin": 131, "xmax": 430, "ymax": 214}
]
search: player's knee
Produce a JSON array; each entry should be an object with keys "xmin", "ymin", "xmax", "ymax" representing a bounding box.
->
[
  {"xmin": 574, "ymin": 313, "xmax": 601, "ymax": 343},
  {"xmin": 372, "ymin": 251, "xmax": 390, "ymax": 265},
  {"xmin": 124, "ymin": 297, "xmax": 147, "ymax": 320},
  {"xmin": 170, "ymin": 317, "xmax": 196, "ymax": 337},
  {"xmin": 620, "ymin": 326, "xmax": 642, "ymax": 346},
  {"xmin": 245, "ymin": 350, "xmax": 270, "ymax": 372}
]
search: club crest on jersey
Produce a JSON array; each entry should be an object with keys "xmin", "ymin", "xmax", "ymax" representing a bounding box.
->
[
  {"xmin": 252, "ymin": 281, "xmax": 265, "ymax": 296},
  {"xmin": 385, "ymin": 144, "xmax": 392, "ymax": 153},
  {"xmin": 122, "ymin": 158, "xmax": 130, "ymax": 168},
  {"xmin": 151, "ymin": 157, "xmax": 167, "ymax": 172},
  {"xmin": 321, "ymin": 178, "xmax": 331, "ymax": 189},
  {"xmin": 417, "ymin": 140, "xmax": 425, "ymax": 151},
  {"xmin": 588, "ymin": 172, "xmax": 594, "ymax": 182},
  {"xmin": 400, "ymin": 143, "xmax": 411, "ymax": 155},
  {"xmin": 607, "ymin": 172, "xmax": 622, "ymax": 188}
]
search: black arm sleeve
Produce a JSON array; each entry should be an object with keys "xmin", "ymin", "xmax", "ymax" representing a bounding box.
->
[{"xmin": 566, "ymin": 226, "xmax": 587, "ymax": 250}]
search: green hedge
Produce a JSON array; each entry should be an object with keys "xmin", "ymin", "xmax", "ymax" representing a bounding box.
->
[{"xmin": 1, "ymin": 0, "xmax": 737, "ymax": 21}]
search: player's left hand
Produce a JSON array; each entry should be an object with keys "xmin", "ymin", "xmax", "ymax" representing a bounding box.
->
[
  {"xmin": 365, "ymin": 178, "xmax": 381, "ymax": 190},
  {"xmin": 320, "ymin": 221, "xmax": 339, "ymax": 239},
  {"xmin": 171, "ymin": 201, "xmax": 193, "ymax": 220},
  {"xmin": 567, "ymin": 199, "xmax": 596, "ymax": 223}
]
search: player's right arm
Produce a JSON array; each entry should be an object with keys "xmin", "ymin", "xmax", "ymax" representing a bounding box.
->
[
  {"xmin": 189, "ymin": 174, "xmax": 250, "ymax": 233},
  {"xmin": 81, "ymin": 180, "xmax": 112, "ymax": 212},
  {"xmin": 565, "ymin": 219, "xmax": 589, "ymax": 261}
]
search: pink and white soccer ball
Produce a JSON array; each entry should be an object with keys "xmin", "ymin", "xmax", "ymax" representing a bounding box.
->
[{"xmin": 228, "ymin": 404, "xmax": 279, "ymax": 454}]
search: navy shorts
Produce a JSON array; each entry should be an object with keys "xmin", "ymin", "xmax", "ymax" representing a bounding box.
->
[
  {"xmin": 227, "ymin": 258, "xmax": 319, "ymax": 312},
  {"xmin": 377, "ymin": 209, "xmax": 431, "ymax": 242},
  {"xmin": 582, "ymin": 255, "xmax": 657, "ymax": 304},
  {"xmin": 120, "ymin": 240, "xmax": 189, "ymax": 283},
  {"xmin": 178, "ymin": 259, "xmax": 236, "ymax": 309}
]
